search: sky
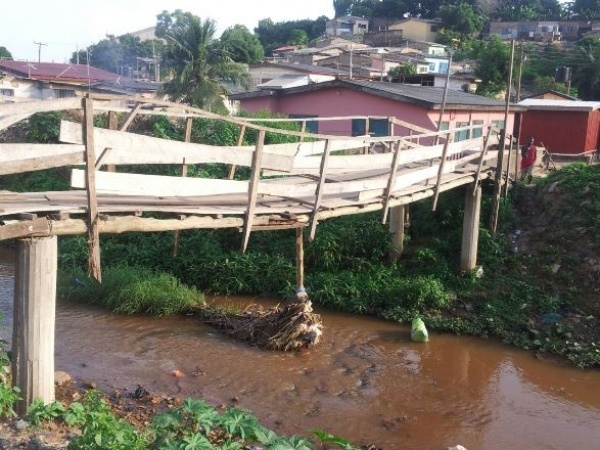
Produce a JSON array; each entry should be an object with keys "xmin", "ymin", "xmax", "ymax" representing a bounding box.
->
[{"xmin": 1, "ymin": 0, "xmax": 335, "ymax": 63}]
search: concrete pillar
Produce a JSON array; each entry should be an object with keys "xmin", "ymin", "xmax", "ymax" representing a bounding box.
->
[
  {"xmin": 12, "ymin": 236, "xmax": 57, "ymax": 414},
  {"xmin": 460, "ymin": 185, "xmax": 482, "ymax": 271},
  {"xmin": 389, "ymin": 205, "xmax": 405, "ymax": 263}
]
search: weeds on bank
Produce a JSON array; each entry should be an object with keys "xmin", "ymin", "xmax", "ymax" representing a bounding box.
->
[
  {"xmin": 0, "ymin": 337, "xmax": 20, "ymax": 419},
  {"xmin": 18, "ymin": 390, "xmax": 359, "ymax": 450}
]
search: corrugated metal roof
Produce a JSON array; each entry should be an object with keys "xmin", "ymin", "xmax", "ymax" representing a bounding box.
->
[
  {"xmin": 519, "ymin": 98, "xmax": 600, "ymax": 111},
  {"xmin": 0, "ymin": 60, "xmax": 130, "ymax": 83}
]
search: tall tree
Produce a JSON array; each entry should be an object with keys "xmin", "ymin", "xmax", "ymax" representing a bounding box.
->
[
  {"xmin": 333, "ymin": 0, "xmax": 354, "ymax": 16},
  {"xmin": 0, "ymin": 46, "xmax": 12, "ymax": 59},
  {"xmin": 470, "ymin": 36, "xmax": 511, "ymax": 97},
  {"xmin": 439, "ymin": 2, "xmax": 485, "ymax": 41},
  {"xmin": 572, "ymin": 0, "xmax": 600, "ymax": 19},
  {"xmin": 569, "ymin": 36, "xmax": 600, "ymax": 99},
  {"xmin": 161, "ymin": 13, "xmax": 250, "ymax": 110},
  {"xmin": 254, "ymin": 18, "xmax": 327, "ymax": 55},
  {"xmin": 220, "ymin": 25, "xmax": 264, "ymax": 64}
]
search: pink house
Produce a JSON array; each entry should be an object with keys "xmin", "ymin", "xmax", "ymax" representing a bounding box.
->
[{"xmin": 231, "ymin": 79, "xmax": 522, "ymax": 141}]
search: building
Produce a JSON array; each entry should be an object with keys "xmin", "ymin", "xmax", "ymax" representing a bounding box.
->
[
  {"xmin": 0, "ymin": 60, "xmax": 160, "ymax": 102},
  {"xmin": 326, "ymin": 15, "xmax": 370, "ymax": 37},
  {"xmin": 522, "ymin": 89, "xmax": 578, "ymax": 101},
  {"xmin": 231, "ymin": 79, "xmax": 520, "ymax": 139},
  {"xmin": 386, "ymin": 19, "xmax": 441, "ymax": 43},
  {"xmin": 518, "ymin": 99, "xmax": 600, "ymax": 155},
  {"xmin": 488, "ymin": 20, "xmax": 600, "ymax": 42}
]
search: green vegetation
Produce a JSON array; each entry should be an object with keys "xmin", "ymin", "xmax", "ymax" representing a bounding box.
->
[
  {"xmin": 58, "ymin": 266, "xmax": 203, "ymax": 316},
  {"xmin": 16, "ymin": 390, "xmax": 360, "ymax": 449},
  {"xmin": 0, "ymin": 338, "xmax": 20, "ymax": 419}
]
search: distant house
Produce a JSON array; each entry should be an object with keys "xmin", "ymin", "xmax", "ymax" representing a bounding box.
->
[
  {"xmin": 487, "ymin": 20, "xmax": 600, "ymax": 42},
  {"xmin": 522, "ymin": 90, "xmax": 577, "ymax": 101},
  {"xmin": 519, "ymin": 99, "xmax": 600, "ymax": 155},
  {"xmin": 248, "ymin": 62, "xmax": 349, "ymax": 89},
  {"xmin": 387, "ymin": 19, "xmax": 441, "ymax": 43},
  {"xmin": 326, "ymin": 16, "xmax": 370, "ymax": 37},
  {"xmin": 230, "ymin": 79, "xmax": 521, "ymax": 139},
  {"xmin": 0, "ymin": 60, "xmax": 161, "ymax": 102}
]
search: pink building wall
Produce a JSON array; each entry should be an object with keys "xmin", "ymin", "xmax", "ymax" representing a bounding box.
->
[{"xmin": 238, "ymin": 86, "xmax": 514, "ymax": 138}]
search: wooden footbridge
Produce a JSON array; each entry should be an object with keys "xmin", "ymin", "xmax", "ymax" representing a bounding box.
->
[{"xmin": 0, "ymin": 94, "xmax": 507, "ymax": 412}]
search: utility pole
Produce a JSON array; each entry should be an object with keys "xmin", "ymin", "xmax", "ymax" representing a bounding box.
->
[
  {"xmin": 33, "ymin": 41, "xmax": 47, "ymax": 63},
  {"xmin": 490, "ymin": 39, "xmax": 516, "ymax": 236},
  {"xmin": 516, "ymin": 41, "xmax": 524, "ymax": 103}
]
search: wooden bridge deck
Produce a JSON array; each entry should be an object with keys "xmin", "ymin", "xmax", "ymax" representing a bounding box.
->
[{"xmin": 0, "ymin": 95, "xmax": 501, "ymax": 251}]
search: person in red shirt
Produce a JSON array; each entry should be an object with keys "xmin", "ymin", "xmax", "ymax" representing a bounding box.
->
[{"xmin": 520, "ymin": 136, "xmax": 537, "ymax": 184}]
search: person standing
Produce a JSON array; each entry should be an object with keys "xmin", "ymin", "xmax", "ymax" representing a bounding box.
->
[{"xmin": 520, "ymin": 136, "xmax": 537, "ymax": 184}]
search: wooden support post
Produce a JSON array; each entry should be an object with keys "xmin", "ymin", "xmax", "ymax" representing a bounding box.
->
[
  {"xmin": 83, "ymin": 95, "xmax": 101, "ymax": 282},
  {"xmin": 472, "ymin": 126, "xmax": 493, "ymax": 192},
  {"xmin": 489, "ymin": 130, "xmax": 506, "ymax": 235},
  {"xmin": 503, "ymin": 135, "xmax": 514, "ymax": 198},
  {"xmin": 381, "ymin": 139, "xmax": 403, "ymax": 224},
  {"xmin": 228, "ymin": 125, "xmax": 246, "ymax": 180},
  {"xmin": 432, "ymin": 131, "xmax": 452, "ymax": 211},
  {"xmin": 388, "ymin": 205, "xmax": 405, "ymax": 263},
  {"xmin": 460, "ymin": 184, "xmax": 482, "ymax": 271},
  {"xmin": 309, "ymin": 139, "xmax": 332, "ymax": 241},
  {"xmin": 172, "ymin": 158, "xmax": 188, "ymax": 258},
  {"xmin": 241, "ymin": 129, "xmax": 265, "ymax": 252},
  {"xmin": 300, "ymin": 121, "xmax": 307, "ymax": 142},
  {"xmin": 12, "ymin": 236, "xmax": 57, "ymax": 415},
  {"xmin": 106, "ymin": 111, "xmax": 118, "ymax": 172},
  {"xmin": 295, "ymin": 227, "xmax": 305, "ymax": 290}
]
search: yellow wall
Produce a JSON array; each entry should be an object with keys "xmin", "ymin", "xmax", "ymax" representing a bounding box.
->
[{"xmin": 389, "ymin": 20, "xmax": 439, "ymax": 42}]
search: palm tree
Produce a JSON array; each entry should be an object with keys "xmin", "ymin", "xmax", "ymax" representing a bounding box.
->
[{"xmin": 162, "ymin": 14, "xmax": 250, "ymax": 111}]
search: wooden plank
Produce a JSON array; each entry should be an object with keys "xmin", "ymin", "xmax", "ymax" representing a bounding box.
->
[
  {"xmin": 0, "ymin": 97, "xmax": 82, "ymax": 116},
  {"xmin": 83, "ymin": 96, "xmax": 102, "ymax": 282},
  {"xmin": 228, "ymin": 124, "xmax": 246, "ymax": 179},
  {"xmin": 60, "ymin": 121, "xmax": 294, "ymax": 171},
  {"xmin": 120, "ymin": 102, "xmax": 143, "ymax": 131},
  {"xmin": 0, "ymin": 144, "xmax": 85, "ymax": 175},
  {"xmin": 309, "ymin": 139, "xmax": 332, "ymax": 240},
  {"xmin": 71, "ymin": 169, "xmax": 249, "ymax": 196},
  {"xmin": 0, "ymin": 113, "xmax": 31, "ymax": 131},
  {"xmin": 242, "ymin": 130, "xmax": 265, "ymax": 252}
]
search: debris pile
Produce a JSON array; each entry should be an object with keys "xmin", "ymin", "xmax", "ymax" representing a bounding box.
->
[{"xmin": 203, "ymin": 301, "xmax": 323, "ymax": 351}]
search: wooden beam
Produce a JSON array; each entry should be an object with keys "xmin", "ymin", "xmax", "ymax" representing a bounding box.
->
[
  {"xmin": 106, "ymin": 111, "xmax": 118, "ymax": 172},
  {"xmin": 296, "ymin": 227, "xmax": 305, "ymax": 290},
  {"xmin": 119, "ymin": 102, "xmax": 143, "ymax": 131},
  {"xmin": 0, "ymin": 97, "xmax": 82, "ymax": 116},
  {"xmin": 0, "ymin": 113, "xmax": 31, "ymax": 132},
  {"xmin": 309, "ymin": 139, "xmax": 332, "ymax": 240},
  {"xmin": 0, "ymin": 144, "xmax": 85, "ymax": 176},
  {"xmin": 0, "ymin": 217, "xmax": 51, "ymax": 240},
  {"xmin": 472, "ymin": 126, "xmax": 493, "ymax": 192},
  {"xmin": 241, "ymin": 130, "xmax": 265, "ymax": 252},
  {"xmin": 83, "ymin": 96, "xmax": 102, "ymax": 282}
]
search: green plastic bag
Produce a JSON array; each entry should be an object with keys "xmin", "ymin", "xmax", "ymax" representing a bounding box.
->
[{"xmin": 411, "ymin": 318, "xmax": 429, "ymax": 342}]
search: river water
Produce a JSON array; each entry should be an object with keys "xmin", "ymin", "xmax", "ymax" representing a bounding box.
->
[{"xmin": 1, "ymin": 248, "xmax": 599, "ymax": 450}]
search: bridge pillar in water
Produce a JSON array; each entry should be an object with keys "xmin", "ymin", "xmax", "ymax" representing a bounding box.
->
[
  {"xmin": 461, "ymin": 185, "xmax": 482, "ymax": 271},
  {"xmin": 12, "ymin": 236, "xmax": 57, "ymax": 415},
  {"xmin": 389, "ymin": 205, "xmax": 406, "ymax": 262}
]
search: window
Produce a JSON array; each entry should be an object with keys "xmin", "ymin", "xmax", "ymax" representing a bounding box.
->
[
  {"xmin": 491, "ymin": 120, "xmax": 505, "ymax": 130},
  {"xmin": 0, "ymin": 88, "xmax": 14, "ymax": 96},
  {"xmin": 472, "ymin": 120, "xmax": 484, "ymax": 138},
  {"xmin": 53, "ymin": 89, "xmax": 76, "ymax": 98},
  {"xmin": 428, "ymin": 62, "xmax": 436, "ymax": 72},
  {"xmin": 455, "ymin": 122, "xmax": 470, "ymax": 142},
  {"xmin": 290, "ymin": 114, "xmax": 318, "ymax": 134},
  {"xmin": 438, "ymin": 62, "xmax": 448, "ymax": 74},
  {"xmin": 352, "ymin": 118, "xmax": 388, "ymax": 137},
  {"xmin": 430, "ymin": 25, "xmax": 438, "ymax": 32},
  {"xmin": 417, "ymin": 65, "xmax": 428, "ymax": 74},
  {"xmin": 439, "ymin": 121, "xmax": 449, "ymax": 131}
]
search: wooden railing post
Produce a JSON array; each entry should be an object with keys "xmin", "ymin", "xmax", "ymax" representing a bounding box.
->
[
  {"xmin": 309, "ymin": 139, "xmax": 332, "ymax": 241},
  {"xmin": 83, "ymin": 95, "xmax": 101, "ymax": 282},
  {"xmin": 432, "ymin": 131, "xmax": 452, "ymax": 211},
  {"xmin": 228, "ymin": 125, "xmax": 246, "ymax": 180},
  {"xmin": 241, "ymin": 129, "xmax": 265, "ymax": 252}
]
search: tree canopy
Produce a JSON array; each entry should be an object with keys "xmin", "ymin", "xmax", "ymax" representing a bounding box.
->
[
  {"xmin": 254, "ymin": 17, "xmax": 328, "ymax": 55},
  {"xmin": 220, "ymin": 25, "xmax": 265, "ymax": 64},
  {"xmin": 160, "ymin": 11, "xmax": 250, "ymax": 111},
  {"xmin": 0, "ymin": 46, "xmax": 11, "ymax": 59}
]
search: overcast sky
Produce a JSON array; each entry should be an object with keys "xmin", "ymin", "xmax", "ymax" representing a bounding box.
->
[{"xmin": 1, "ymin": 0, "xmax": 334, "ymax": 63}]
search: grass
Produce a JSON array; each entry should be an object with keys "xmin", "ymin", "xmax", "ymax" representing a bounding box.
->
[{"xmin": 58, "ymin": 266, "xmax": 204, "ymax": 316}]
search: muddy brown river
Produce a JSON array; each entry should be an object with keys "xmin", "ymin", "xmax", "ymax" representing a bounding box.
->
[{"xmin": 1, "ymin": 248, "xmax": 599, "ymax": 449}]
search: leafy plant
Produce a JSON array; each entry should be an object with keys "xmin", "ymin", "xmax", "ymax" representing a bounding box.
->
[{"xmin": 26, "ymin": 398, "xmax": 66, "ymax": 427}]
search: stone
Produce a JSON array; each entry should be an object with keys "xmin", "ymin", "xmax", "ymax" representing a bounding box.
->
[{"xmin": 54, "ymin": 371, "xmax": 71, "ymax": 386}]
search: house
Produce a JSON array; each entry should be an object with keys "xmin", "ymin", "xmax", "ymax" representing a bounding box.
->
[
  {"xmin": 248, "ymin": 62, "xmax": 349, "ymax": 89},
  {"xmin": 386, "ymin": 19, "xmax": 442, "ymax": 43},
  {"xmin": 256, "ymin": 74, "xmax": 335, "ymax": 90},
  {"xmin": 518, "ymin": 99, "xmax": 600, "ymax": 155},
  {"xmin": 487, "ymin": 20, "xmax": 600, "ymax": 42},
  {"xmin": 522, "ymin": 89, "xmax": 577, "ymax": 101},
  {"xmin": 230, "ymin": 79, "xmax": 521, "ymax": 139},
  {"xmin": 0, "ymin": 60, "xmax": 161, "ymax": 103},
  {"xmin": 326, "ymin": 15, "xmax": 370, "ymax": 37}
]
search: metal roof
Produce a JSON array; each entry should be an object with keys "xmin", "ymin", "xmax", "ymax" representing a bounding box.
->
[
  {"xmin": 0, "ymin": 60, "xmax": 129, "ymax": 83},
  {"xmin": 519, "ymin": 98, "xmax": 600, "ymax": 111},
  {"xmin": 231, "ymin": 78, "xmax": 523, "ymax": 112}
]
